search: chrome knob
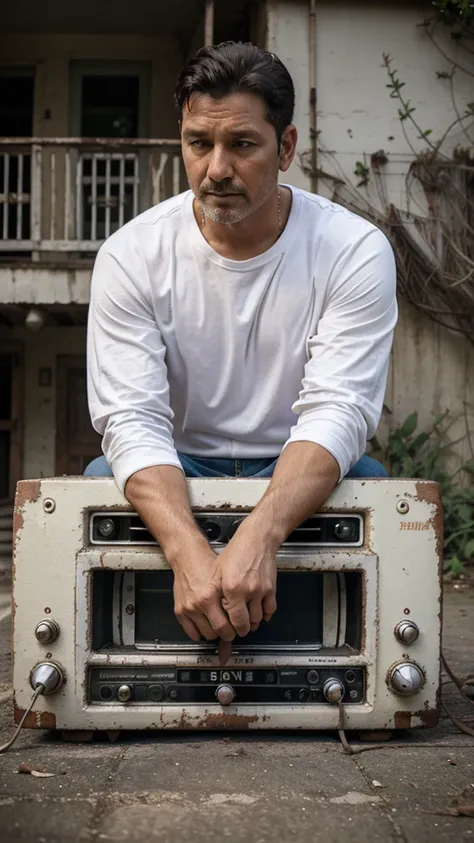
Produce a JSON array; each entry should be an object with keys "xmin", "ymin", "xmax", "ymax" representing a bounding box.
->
[
  {"xmin": 215, "ymin": 684, "xmax": 235, "ymax": 706},
  {"xmin": 117, "ymin": 684, "xmax": 132, "ymax": 702},
  {"xmin": 97, "ymin": 517, "xmax": 115, "ymax": 538},
  {"xmin": 30, "ymin": 661, "xmax": 65, "ymax": 695},
  {"xmin": 388, "ymin": 662, "xmax": 424, "ymax": 695},
  {"xmin": 394, "ymin": 621, "xmax": 419, "ymax": 645},
  {"xmin": 35, "ymin": 619, "xmax": 60, "ymax": 644},
  {"xmin": 323, "ymin": 678, "xmax": 345, "ymax": 704}
]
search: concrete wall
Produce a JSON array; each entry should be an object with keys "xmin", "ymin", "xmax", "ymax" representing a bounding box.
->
[
  {"xmin": 7, "ymin": 326, "xmax": 87, "ymax": 479},
  {"xmin": 0, "ymin": 33, "xmax": 183, "ymax": 139}
]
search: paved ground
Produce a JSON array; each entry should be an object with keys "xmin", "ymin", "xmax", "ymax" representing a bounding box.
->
[{"xmin": 0, "ymin": 571, "xmax": 473, "ymax": 843}]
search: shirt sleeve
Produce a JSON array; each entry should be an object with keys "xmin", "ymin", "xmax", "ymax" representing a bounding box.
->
[
  {"xmin": 285, "ymin": 226, "xmax": 398, "ymax": 480},
  {"xmin": 87, "ymin": 232, "xmax": 183, "ymax": 494}
]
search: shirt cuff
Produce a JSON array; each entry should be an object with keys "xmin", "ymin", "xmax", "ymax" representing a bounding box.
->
[{"xmin": 111, "ymin": 451, "xmax": 184, "ymax": 495}]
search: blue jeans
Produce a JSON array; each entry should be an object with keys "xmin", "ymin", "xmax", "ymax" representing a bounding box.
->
[{"xmin": 84, "ymin": 452, "xmax": 388, "ymax": 479}]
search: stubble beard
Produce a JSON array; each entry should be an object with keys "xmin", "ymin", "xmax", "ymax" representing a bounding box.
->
[{"xmin": 197, "ymin": 170, "xmax": 279, "ymax": 227}]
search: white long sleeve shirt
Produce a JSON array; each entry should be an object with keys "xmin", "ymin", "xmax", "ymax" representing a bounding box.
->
[{"xmin": 87, "ymin": 186, "xmax": 398, "ymax": 493}]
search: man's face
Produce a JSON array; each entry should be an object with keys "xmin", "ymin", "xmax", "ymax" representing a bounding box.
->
[{"xmin": 180, "ymin": 92, "xmax": 291, "ymax": 225}]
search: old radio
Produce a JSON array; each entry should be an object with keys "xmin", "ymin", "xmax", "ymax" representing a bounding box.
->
[{"xmin": 12, "ymin": 477, "xmax": 442, "ymax": 735}]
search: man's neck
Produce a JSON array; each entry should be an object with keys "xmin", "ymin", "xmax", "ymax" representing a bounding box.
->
[{"xmin": 194, "ymin": 186, "xmax": 292, "ymax": 261}]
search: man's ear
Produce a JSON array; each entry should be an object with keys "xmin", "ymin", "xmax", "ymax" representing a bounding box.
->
[{"xmin": 279, "ymin": 125, "xmax": 298, "ymax": 173}]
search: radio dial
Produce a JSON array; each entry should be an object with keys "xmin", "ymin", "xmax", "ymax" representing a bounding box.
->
[
  {"xmin": 116, "ymin": 684, "xmax": 132, "ymax": 702},
  {"xmin": 334, "ymin": 521, "xmax": 355, "ymax": 541},
  {"xmin": 216, "ymin": 684, "xmax": 235, "ymax": 706},
  {"xmin": 322, "ymin": 678, "xmax": 345, "ymax": 704},
  {"xmin": 394, "ymin": 621, "xmax": 420, "ymax": 644},
  {"xmin": 35, "ymin": 619, "xmax": 60, "ymax": 644},
  {"xmin": 30, "ymin": 661, "xmax": 65, "ymax": 695},
  {"xmin": 388, "ymin": 662, "xmax": 424, "ymax": 695}
]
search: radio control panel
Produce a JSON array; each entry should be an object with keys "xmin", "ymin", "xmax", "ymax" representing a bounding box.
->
[{"xmin": 89, "ymin": 666, "xmax": 366, "ymax": 705}]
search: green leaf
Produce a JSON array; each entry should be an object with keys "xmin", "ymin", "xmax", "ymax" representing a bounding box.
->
[
  {"xmin": 409, "ymin": 432, "xmax": 430, "ymax": 454},
  {"xmin": 464, "ymin": 539, "xmax": 474, "ymax": 560},
  {"xmin": 399, "ymin": 413, "xmax": 418, "ymax": 438},
  {"xmin": 458, "ymin": 504, "xmax": 473, "ymax": 521},
  {"xmin": 449, "ymin": 556, "xmax": 465, "ymax": 577}
]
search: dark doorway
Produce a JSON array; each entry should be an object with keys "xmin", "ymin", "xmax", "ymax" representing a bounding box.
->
[
  {"xmin": 0, "ymin": 346, "xmax": 23, "ymax": 500},
  {"xmin": 0, "ymin": 68, "xmax": 34, "ymax": 245}
]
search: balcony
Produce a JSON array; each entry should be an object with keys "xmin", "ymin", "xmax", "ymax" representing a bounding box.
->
[{"xmin": 0, "ymin": 137, "xmax": 185, "ymax": 258}]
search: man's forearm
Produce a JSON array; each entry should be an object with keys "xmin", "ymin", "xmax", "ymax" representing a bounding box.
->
[
  {"xmin": 241, "ymin": 442, "xmax": 340, "ymax": 549},
  {"xmin": 124, "ymin": 465, "xmax": 210, "ymax": 566}
]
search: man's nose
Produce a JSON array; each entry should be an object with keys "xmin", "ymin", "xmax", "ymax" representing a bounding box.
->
[{"xmin": 207, "ymin": 145, "xmax": 233, "ymax": 183}]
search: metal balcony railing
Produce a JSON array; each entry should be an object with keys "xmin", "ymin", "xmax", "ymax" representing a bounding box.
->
[{"xmin": 0, "ymin": 137, "xmax": 185, "ymax": 254}]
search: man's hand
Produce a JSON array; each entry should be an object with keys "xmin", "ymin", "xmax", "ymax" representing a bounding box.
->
[
  {"xmin": 217, "ymin": 442, "xmax": 340, "ymax": 637},
  {"xmin": 172, "ymin": 545, "xmax": 236, "ymax": 642},
  {"xmin": 218, "ymin": 525, "xmax": 278, "ymax": 638}
]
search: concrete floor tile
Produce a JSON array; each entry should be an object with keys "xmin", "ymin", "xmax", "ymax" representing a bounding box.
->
[
  {"xmin": 0, "ymin": 799, "xmax": 97, "ymax": 842},
  {"xmin": 96, "ymin": 800, "xmax": 398, "ymax": 843}
]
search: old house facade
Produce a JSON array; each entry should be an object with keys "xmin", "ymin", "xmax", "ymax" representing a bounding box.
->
[{"xmin": 1, "ymin": 1, "xmax": 473, "ymax": 563}]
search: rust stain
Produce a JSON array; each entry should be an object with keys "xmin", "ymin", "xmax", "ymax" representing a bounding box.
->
[
  {"xmin": 394, "ymin": 710, "xmax": 412, "ymax": 729},
  {"xmin": 415, "ymin": 708, "xmax": 440, "ymax": 728},
  {"xmin": 414, "ymin": 480, "xmax": 443, "ymax": 700},
  {"xmin": 13, "ymin": 479, "xmax": 41, "ymax": 542},
  {"xmin": 199, "ymin": 712, "xmax": 260, "ymax": 730},
  {"xmin": 14, "ymin": 707, "xmax": 56, "ymax": 729},
  {"xmin": 414, "ymin": 481, "xmax": 443, "ymax": 562}
]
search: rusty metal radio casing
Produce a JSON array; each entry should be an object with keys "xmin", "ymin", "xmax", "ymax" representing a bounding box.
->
[{"xmin": 12, "ymin": 477, "xmax": 442, "ymax": 733}]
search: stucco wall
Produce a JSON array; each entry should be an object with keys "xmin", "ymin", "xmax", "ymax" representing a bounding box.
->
[
  {"xmin": 266, "ymin": 1, "xmax": 474, "ymax": 471},
  {"xmin": 7, "ymin": 326, "xmax": 87, "ymax": 479}
]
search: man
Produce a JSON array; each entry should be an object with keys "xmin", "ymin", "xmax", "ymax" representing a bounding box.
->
[{"xmin": 86, "ymin": 42, "xmax": 397, "ymax": 646}]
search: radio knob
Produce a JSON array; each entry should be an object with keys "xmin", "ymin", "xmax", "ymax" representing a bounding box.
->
[
  {"xmin": 388, "ymin": 662, "xmax": 424, "ymax": 695},
  {"xmin": 216, "ymin": 684, "xmax": 235, "ymax": 706},
  {"xmin": 334, "ymin": 520, "xmax": 355, "ymax": 540},
  {"xmin": 322, "ymin": 678, "xmax": 345, "ymax": 704},
  {"xmin": 307, "ymin": 669, "xmax": 320, "ymax": 685},
  {"xmin": 29, "ymin": 661, "xmax": 65, "ymax": 695},
  {"xmin": 35, "ymin": 619, "xmax": 60, "ymax": 644},
  {"xmin": 97, "ymin": 517, "xmax": 115, "ymax": 538},
  {"xmin": 116, "ymin": 684, "xmax": 132, "ymax": 702},
  {"xmin": 394, "ymin": 621, "xmax": 420, "ymax": 645}
]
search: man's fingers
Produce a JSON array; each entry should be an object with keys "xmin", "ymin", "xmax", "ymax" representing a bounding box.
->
[
  {"xmin": 204, "ymin": 602, "xmax": 236, "ymax": 641},
  {"xmin": 218, "ymin": 639, "xmax": 232, "ymax": 665},
  {"xmin": 262, "ymin": 593, "xmax": 277, "ymax": 623},
  {"xmin": 224, "ymin": 600, "xmax": 251, "ymax": 638},
  {"xmin": 179, "ymin": 615, "xmax": 202, "ymax": 642},
  {"xmin": 190, "ymin": 613, "xmax": 219, "ymax": 641},
  {"xmin": 248, "ymin": 597, "xmax": 263, "ymax": 628}
]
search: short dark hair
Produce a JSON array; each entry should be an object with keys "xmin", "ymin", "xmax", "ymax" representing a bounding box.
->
[{"xmin": 175, "ymin": 41, "xmax": 295, "ymax": 145}]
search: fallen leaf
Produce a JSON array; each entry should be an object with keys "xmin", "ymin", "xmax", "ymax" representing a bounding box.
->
[
  {"xmin": 372, "ymin": 780, "xmax": 384, "ymax": 788},
  {"xmin": 225, "ymin": 748, "xmax": 247, "ymax": 757},
  {"xmin": 18, "ymin": 763, "xmax": 55, "ymax": 777},
  {"xmin": 455, "ymin": 802, "xmax": 474, "ymax": 818}
]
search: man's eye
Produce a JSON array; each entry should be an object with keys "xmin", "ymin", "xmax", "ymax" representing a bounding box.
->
[
  {"xmin": 190, "ymin": 140, "xmax": 209, "ymax": 148},
  {"xmin": 235, "ymin": 141, "xmax": 253, "ymax": 149}
]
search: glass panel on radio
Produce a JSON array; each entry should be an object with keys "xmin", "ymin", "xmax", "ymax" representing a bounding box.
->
[
  {"xmin": 91, "ymin": 570, "xmax": 362, "ymax": 652},
  {"xmin": 134, "ymin": 571, "xmax": 325, "ymax": 647}
]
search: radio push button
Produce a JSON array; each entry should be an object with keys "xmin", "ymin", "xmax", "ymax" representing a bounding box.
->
[
  {"xmin": 147, "ymin": 684, "xmax": 164, "ymax": 702},
  {"xmin": 306, "ymin": 670, "xmax": 320, "ymax": 685},
  {"xmin": 116, "ymin": 685, "xmax": 132, "ymax": 702},
  {"xmin": 216, "ymin": 684, "xmax": 235, "ymax": 706},
  {"xmin": 35, "ymin": 619, "xmax": 60, "ymax": 644},
  {"xmin": 322, "ymin": 678, "xmax": 345, "ymax": 704},
  {"xmin": 394, "ymin": 621, "xmax": 420, "ymax": 645}
]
